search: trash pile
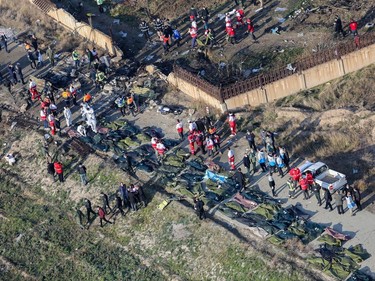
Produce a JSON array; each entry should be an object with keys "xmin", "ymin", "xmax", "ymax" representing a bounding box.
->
[{"xmin": 307, "ymin": 228, "xmax": 372, "ymax": 280}]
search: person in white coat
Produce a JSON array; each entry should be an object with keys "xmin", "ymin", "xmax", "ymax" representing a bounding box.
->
[
  {"xmin": 63, "ymin": 106, "xmax": 72, "ymax": 127},
  {"xmin": 77, "ymin": 124, "xmax": 87, "ymax": 136},
  {"xmin": 86, "ymin": 115, "xmax": 97, "ymax": 133}
]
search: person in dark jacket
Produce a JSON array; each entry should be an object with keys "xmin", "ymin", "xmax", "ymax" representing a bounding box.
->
[
  {"xmin": 133, "ymin": 184, "xmax": 147, "ymax": 207},
  {"xmin": 118, "ymin": 182, "xmax": 128, "ymax": 207},
  {"xmin": 100, "ymin": 192, "xmax": 112, "ymax": 214},
  {"xmin": 268, "ymin": 172, "xmax": 276, "ymax": 197},
  {"xmin": 245, "ymin": 130, "xmax": 256, "ymax": 150},
  {"xmin": 243, "ymin": 153, "xmax": 251, "ymax": 174},
  {"xmin": 324, "ymin": 189, "xmax": 333, "ymax": 211},
  {"xmin": 115, "ymin": 194, "xmax": 125, "ymax": 216},
  {"xmin": 84, "ymin": 198, "xmax": 96, "ymax": 222},
  {"xmin": 194, "ymin": 197, "xmax": 206, "ymax": 220},
  {"xmin": 0, "ymin": 34, "xmax": 9, "ymax": 53},
  {"xmin": 334, "ymin": 190, "xmax": 344, "ymax": 214},
  {"xmin": 27, "ymin": 49, "xmax": 37, "ymax": 69},
  {"xmin": 353, "ymin": 186, "xmax": 362, "ymax": 211},
  {"xmin": 139, "ymin": 21, "xmax": 150, "ymax": 41},
  {"xmin": 312, "ymin": 181, "xmax": 322, "ymax": 206},
  {"xmin": 98, "ymin": 206, "xmax": 112, "ymax": 227},
  {"xmin": 334, "ymin": 15, "xmax": 345, "ymax": 38},
  {"xmin": 47, "ymin": 161, "xmax": 55, "ymax": 180},
  {"xmin": 78, "ymin": 164, "xmax": 88, "ymax": 185},
  {"xmin": 7, "ymin": 64, "xmax": 17, "ymax": 85},
  {"xmin": 31, "ymin": 34, "xmax": 38, "ymax": 50},
  {"xmin": 127, "ymin": 187, "xmax": 137, "ymax": 211},
  {"xmin": 14, "ymin": 63, "xmax": 25, "ymax": 84},
  {"xmin": 234, "ymin": 168, "xmax": 246, "ymax": 191}
]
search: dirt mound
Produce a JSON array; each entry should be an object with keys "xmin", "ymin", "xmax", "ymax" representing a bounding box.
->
[
  {"xmin": 275, "ymin": 107, "xmax": 310, "ymax": 122},
  {"xmin": 318, "ymin": 109, "xmax": 353, "ymax": 127}
]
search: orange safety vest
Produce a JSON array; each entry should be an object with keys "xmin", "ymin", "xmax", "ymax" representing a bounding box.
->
[{"xmin": 83, "ymin": 94, "xmax": 91, "ymax": 102}]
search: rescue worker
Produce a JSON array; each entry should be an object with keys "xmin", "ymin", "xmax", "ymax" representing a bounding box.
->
[
  {"xmin": 53, "ymin": 161, "xmax": 64, "ymax": 183},
  {"xmin": 189, "ymin": 27, "xmax": 198, "ymax": 48},
  {"xmin": 151, "ymin": 136, "xmax": 159, "ymax": 155},
  {"xmin": 188, "ymin": 120, "xmax": 197, "ymax": 133},
  {"xmin": 139, "ymin": 20, "xmax": 150, "ymax": 41},
  {"xmin": 194, "ymin": 197, "xmax": 206, "ymax": 220},
  {"xmin": 126, "ymin": 94, "xmax": 136, "ymax": 116},
  {"xmin": 95, "ymin": 70, "xmax": 106, "ymax": 89},
  {"xmin": 83, "ymin": 93, "xmax": 92, "ymax": 104},
  {"xmin": 173, "ymin": 26, "xmax": 182, "ymax": 47},
  {"xmin": 228, "ymin": 147, "xmax": 235, "ymax": 170},
  {"xmin": 349, "ymin": 19, "xmax": 358, "ymax": 36},
  {"xmin": 305, "ymin": 171, "xmax": 314, "ymax": 189},
  {"xmin": 86, "ymin": 113, "xmax": 98, "ymax": 134},
  {"xmin": 63, "ymin": 106, "xmax": 72, "ymax": 127},
  {"xmin": 162, "ymin": 33, "xmax": 170, "ymax": 53},
  {"xmin": 115, "ymin": 96, "xmax": 126, "ymax": 116},
  {"xmin": 204, "ymin": 28, "xmax": 215, "ymax": 48},
  {"xmin": 49, "ymin": 118, "xmax": 56, "ymax": 136},
  {"xmin": 61, "ymin": 88, "xmax": 72, "ymax": 107},
  {"xmin": 299, "ymin": 176, "xmax": 310, "ymax": 200},
  {"xmin": 98, "ymin": 206, "xmax": 112, "ymax": 227},
  {"xmin": 69, "ymin": 84, "xmax": 78, "ymax": 106},
  {"xmin": 246, "ymin": 18, "xmax": 257, "ymax": 41},
  {"xmin": 176, "ymin": 119, "xmax": 184, "ymax": 140},
  {"xmin": 289, "ymin": 167, "xmax": 301, "ymax": 183},
  {"xmin": 279, "ymin": 146, "xmax": 290, "ymax": 171},
  {"xmin": 213, "ymin": 133, "xmax": 221, "ymax": 154},
  {"xmin": 268, "ymin": 172, "xmax": 277, "ymax": 197},
  {"xmin": 276, "ymin": 154, "xmax": 284, "ymax": 177},
  {"xmin": 84, "ymin": 198, "xmax": 96, "ymax": 222},
  {"xmin": 267, "ymin": 153, "xmax": 276, "ymax": 173},
  {"xmin": 312, "ymin": 181, "xmax": 322, "ymax": 206},
  {"xmin": 227, "ymin": 26, "xmax": 236, "ymax": 44},
  {"xmin": 77, "ymin": 124, "xmax": 87, "ymax": 136},
  {"xmin": 235, "ymin": 9, "xmax": 245, "ymax": 28},
  {"xmin": 206, "ymin": 136, "xmax": 214, "ymax": 157},
  {"xmin": 29, "ymin": 79, "xmax": 40, "ymax": 101},
  {"xmin": 195, "ymin": 131, "xmax": 205, "ymax": 154},
  {"xmin": 72, "ymin": 50, "xmax": 80, "ymax": 68},
  {"xmin": 156, "ymin": 141, "xmax": 167, "ymax": 162},
  {"xmin": 188, "ymin": 133, "xmax": 195, "ymax": 155},
  {"xmin": 257, "ymin": 149, "xmax": 267, "ymax": 172},
  {"xmin": 100, "ymin": 192, "xmax": 112, "ymax": 214},
  {"xmin": 228, "ymin": 113, "xmax": 236, "ymax": 136},
  {"xmin": 286, "ymin": 177, "xmax": 296, "ymax": 199},
  {"xmin": 40, "ymin": 108, "xmax": 48, "ymax": 129}
]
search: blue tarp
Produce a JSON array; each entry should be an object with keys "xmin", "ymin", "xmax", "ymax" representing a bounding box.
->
[{"xmin": 204, "ymin": 170, "xmax": 228, "ymax": 183}]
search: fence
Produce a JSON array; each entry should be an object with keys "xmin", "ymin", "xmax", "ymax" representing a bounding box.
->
[
  {"xmin": 30, "ymin": 0, "xmax": 123, "ymax": 57},
  {"xmin": 174, "ymin": 32, "xmax": 375, "ymax": 105}
]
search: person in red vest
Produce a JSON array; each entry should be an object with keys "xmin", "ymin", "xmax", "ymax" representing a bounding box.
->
[
  {"xmin": 228, "ymin": 147, "xmax": 235, "ymax": 170},
  {"xmin": 289, "ymin": 167, "xmax": 301, "ymax": 182},
  {"xmin": 299, "ymin": 177, "xmax": 310, "ymax": 200},
  {"xmin": 151, "ymin": 136, "xmax": 158, "ymax": 156},
  {"xmin": 40, "ymin": 108, "xmax": 48, "ymax": 129},
  {"xmin": 349, "ymin": 19, "xmax": 358, "ymax": 36},
  {"xmin": 246, "ymin": 18, "xmax": 257, "ymax": 41},
  {"xmin": 227, "ymin": 27, "xmax": 236, "ymax": 44},
  {"xmin": 195, "ymin": 131, "xmax": 205, "ymax": 155},
  {"xmin": 97, "ymin": 206, "xmax": 112, "ymax": 227},
  {"xmin": 228, "ymin": 113, "xmax": 236, "ymax": 136},
  {"xmin": 189, "ymin": 27, "xmax": 198, "ymax": 48},
  {"xmin": 29, "ymin": 78, "xmax": 40, "ymax": 101},
  {"xmin": 176, "ymin": 119, "xmax": 184, "ymax": 140},
  {"xmin": 49, "ymin": 119, "xmax": 56, "ymax": 136},
  {"xmin": 54, "ymin": 161, "xmax": 64, "ymax": 183},
  {"xmin": 206, "ymin": 136, "xmax": 214, "ymax": 157},
  {"xmin": 235, "ymin": 9, "xmax": 244, "ymax": 28},
  {"xmin": 156, "ymin": 141, "xmax": 167, "ymax": 162},
  {"xmin": 188, "ymin": 133, "xmax": 195, "ymax": 155},
  {"xmin": 305, "ymin": 171, "xmax": 314, "ymax": 189}
]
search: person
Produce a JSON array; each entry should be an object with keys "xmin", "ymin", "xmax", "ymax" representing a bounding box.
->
[
  {"xmin": 176, "ymin": 119, "xmax": 184, "ymax": 140},
  {"xmin": 139, "ymin": 21, "xmax": 150, "ymax": 41},
  {"xmin": 115, "ymin": 96, "xmax": 126, "ymax": 116},
  {"xmin": 324, "ymin": 189, "xmax": 333, "ymax": 211},
  {"xmin": 100, "ymin": 192, "xmax": 112, "ymax": 214},
  {"xmin": 86, "ymin": 48, "xmax": 95, "ymax": 69},
  {"xmin": 75, "ymin": 208, "xmax": 85, "ymax": 229},
  {"xmin": 213, "ymin": 133, "xmax": 221, "ymax": 154},
  {"xmin": 206, "ymin": 136, "xmax": 214, "ymax": 157},
  {"xmin": 36, "ymin": 50, "xmax": 43, "ymax": 68},
  {"xmin": 115, "ymin": 194, "xmax": 125, "ymax": 216},
  {"xmin": 227, "ymin": 147, "xmax": 235, "ymax": 170},
  {"xmin": 14, "ymin": 63, "xmax": 25, "ymax": 84},
  {"xmin": 46, "ymin": 46, "xmax": 55, "ymax": 67},
  {"xmin": 47, "ymin": 161, "xmax": 55, "ymax": 180},
  {"xmin": 268, "ymin": 173, "xmax": 276, "ymax": 197},
  {"xmin": 246, "ymin": 18, "xmax": 257, "ymax": 41},
  {"xmin": 69, "ymin": 84, "xmax": 78, "ymax": 106},
  {"xmin": 54, "ymin": 161, "xmax": 64, "ymax": 183},
  {"xmin": 173, "ymin": 26, "xmax": 182, "ymax": 47},
  {"xmin": 349, "ymin": 19, "xmax": 358, "ymax": 36},
  {"xmin": 78, "ymin": 164, "xmax": 88, "ymax": 185},
  {"xmin": 195, "ymin": 132, "xmax": 205, "ymax": 155},
  {"xmin": 127, "ymin": 186, "xmax": 137, "ymax": 211},
  {"xmin": 98, "ymin": 206, "xmax": 112, "ymax": 227},
  {"xmin": 31, "ymin": 34, "xmax": 38, "ymax": 50},
  {"xmin": 194, "ymin": 197, "xmax": 206, "ymax": 220},
  {"xmin": 156, "ymin": 141, "xmax": 167, "ymax": 162},
  {"xmin": 123, "ymin": 152, "xmax": 134, "ymax": 174},
  {"xmin": 189, "ymin": 27, "xmax": 198, "ymax": 49},
  {"xmin": 305, "ymin": 171, "xmax": 314, "ymax": 189},
  {"xmin": 4, "ymin": 154, "xmax": 16, "ymax": 165},
  {"xmin": 353, "ymin": 186, "xmax": 362, "ymax": 211},
  {"xmin": 246, "ymin": 130, "xmax": 256, "ymax": 150},
  {"xmin": 54, "ymin": 117, "xmax": 61, "ymax": 137},
  {"xmin": 118, "ymin": 183, "xmax": 128, "ymax": 208},
  {"xmin": 84, "ymin": 198, "xmax": 96, "ymax": 222},
  {"xmin": 0, "ymin": 33, "xmax": 9, "ymax": 53},
  {"xmin": 299, "ymin": 176, "xmax": 310, "ymax": 200},
  {"xmin": 235, "ymin": 9, "xmax": 245, "ymax": 29},
  {"xmin": 243, "ymin": 153, "xmax": 251, "ymax": 174},
  {"xmin": 77, "ymin": 124, "xmax": 87, "ymax": 136},
  {"xmin": 201, "ymin": 7, "xmax": 209, "ymax": 22},
  {"xmin": 27, "ymin": 49, "xmax": 37, "ymax": 69},
  {"xmin": 346, "ymin": 194, "xmax": 356, "ymax": 216},
  {"xmin": 133, "ymin": 184, "xmax": 147, "ymax": 207},
  {"xmin": 83, "ymin": 93, "xmax": 92, "ymax": 104},
  {"xmin": 334, "ymin": 15, "xmax": 345, "ymax": 38},
  {"xmin": 257, "ymin": 149, "xmax": 267, "ymax": 172},
  {"xmin": 234, "ymin": 168, "xmax": 246, "ymax": 191},
  {"xmin": 4, "ymin": 79, "xmax": 12, "ymax": 94},
  {"xmin": 96, "ymin": 0, "xmax": 104, "ymax": 13},
  {"xmin": 96, "ymin": 70, "xmax": 106, "ymax": 89},
  {"xmin": 7, "ymin": 64, "xmax": 17, "ymax": 85},
  {"xmin": 287, "ymin": 177, "xmax": 296, "ymax": 199},
  {"xmin": 153, "ymin": 17, "xmax": 164, "ymax": 38},
  {"xmin": 188, "ymin": 133, "xmax": 195, "ymax": 155},
  {"xmin": 188, "ymin": 120, "xmax": 197, "ymax": 133},
  {"xmin": 248, "ymin": 148, "xmax": 257, "ymax": 173},
  {"xmin": 162, "ymin": 33, "xmax": 170, "ymax": 53},
  {"xmin": 267, "ymin": 153, "xmax": 276, "ymax": 173},
  {"xmin": 276, "ymin": 154, "xmax": 284, "ymax": 177},
  {"xmin": 126, "ymin": 94, "xmax": 136, "ymax": 116},
  {"xmin": 228, "ymin": 113, "xmax": 236, "ymax": 136},
  {"xmin": 204, "ymin": 28, "xmax": 215, "ymax": 48},
  {"xmin": 312, "ymin": 181, "xmax": 322, "ymax": 206},
  {"xmin": 227, "ymin": 26, "xmax": 236, "ymax": 44},
  {"xmin": 334, "ymin": 190, "xmax": 344, "ymax": 215},
  {"xmin": 279, "ymin": 146, "xmax": 290, "ymax": 171},
  {"xmin": 72, "ymin": 50, "xmax": 80, "ymax": 68}
]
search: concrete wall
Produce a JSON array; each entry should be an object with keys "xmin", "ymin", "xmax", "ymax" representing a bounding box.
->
[
  {"xmin": 172, "ymin": 43, "xmax": 375, "ymax": 112},
  {"xmin": 168, "ymin": 73, "xmax": 223, "ymax": 110}
]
